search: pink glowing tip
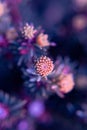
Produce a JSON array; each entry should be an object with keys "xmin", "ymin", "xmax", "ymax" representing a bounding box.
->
[{"xmin": 62, "ymin": 66, "xmax": 71, "ymax": 74}]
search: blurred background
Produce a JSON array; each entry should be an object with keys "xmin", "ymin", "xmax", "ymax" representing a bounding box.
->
[{"xmin": 0, "ymin": 0, "xmax": 87, "ymax": 130}]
